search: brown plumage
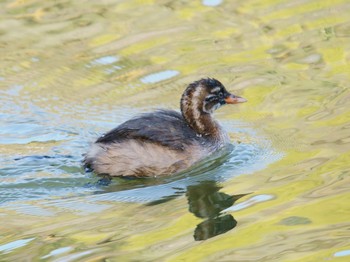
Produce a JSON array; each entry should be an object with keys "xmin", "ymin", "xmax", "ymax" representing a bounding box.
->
[{"xmin": 84, "ymin": 78, "xmax": 247, "ymax": 177}]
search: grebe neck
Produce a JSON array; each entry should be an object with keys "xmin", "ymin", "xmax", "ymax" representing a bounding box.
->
[{"xmin": 180, "ymin": 88, "xmax": 221, "ymax": 138}]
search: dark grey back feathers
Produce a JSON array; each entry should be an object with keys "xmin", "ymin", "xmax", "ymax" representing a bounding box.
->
[{"xmin": 96, "ymin": 110, "xmax": 207, "ymax": 151}]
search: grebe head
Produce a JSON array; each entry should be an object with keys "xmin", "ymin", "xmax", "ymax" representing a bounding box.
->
[
  {"xmin": 181, "ymin": 78, "xmax": 247, "ymax": 116},
  {"xmin": 180, "ymin": 78, "xmax": 247, "ymax": 135}
]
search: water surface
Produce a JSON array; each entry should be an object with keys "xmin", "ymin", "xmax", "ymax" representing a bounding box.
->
[{"xmin": 1, "ymin": 0, "xmax": 350, "ymax": 261}]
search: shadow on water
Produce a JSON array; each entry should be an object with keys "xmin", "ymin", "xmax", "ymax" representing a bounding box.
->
[
  {"xmin": 186, "ymin": 180, "xmax": 248, "ymax": 241},
  {"xmin": 145, "ymin": 179, "xmax": 249, "ymax": 241}
]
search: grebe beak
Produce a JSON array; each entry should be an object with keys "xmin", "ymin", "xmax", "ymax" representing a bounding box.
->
[{"xmin": 224, "ymin": 94, "xmax": 247, "ymax": 104}]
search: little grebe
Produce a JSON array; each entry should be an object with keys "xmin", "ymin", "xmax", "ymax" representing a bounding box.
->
[{"xmin": 84, "ymin": 78, "xmax": 246, "ymax": 177}]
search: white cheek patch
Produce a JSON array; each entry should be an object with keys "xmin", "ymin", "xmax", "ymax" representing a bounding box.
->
[
  {"xmin": 212, "ymin": 102, "xmax": 222, "ymax": 111},
  {"xmin": 203, "ymin": 102, "xmax": 221, "ymax": 114}
]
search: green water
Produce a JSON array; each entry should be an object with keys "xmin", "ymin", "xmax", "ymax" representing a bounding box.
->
[{"xmin": 1, "ymin": 0, "xmax": 350, "ymax": 261}]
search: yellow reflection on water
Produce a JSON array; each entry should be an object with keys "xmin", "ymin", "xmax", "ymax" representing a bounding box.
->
[{"xmin": 1, "ymin": 0, "xmax": 350, "ymax": 261}]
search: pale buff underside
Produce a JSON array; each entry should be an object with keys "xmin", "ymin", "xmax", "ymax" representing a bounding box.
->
[{"xmin": 86, "ymin": 141, "xmax": 212, "ymax": 177}]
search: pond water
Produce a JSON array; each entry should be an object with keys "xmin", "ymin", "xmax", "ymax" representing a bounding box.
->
[{"xmin": 1, "ymin": 0, "xmax": 350, "ymax": 261}]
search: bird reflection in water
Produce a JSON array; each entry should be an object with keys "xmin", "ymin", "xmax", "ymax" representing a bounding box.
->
[{"xmin": 186, "ymin": 180, "xmax": 248, "ymax": 241}]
